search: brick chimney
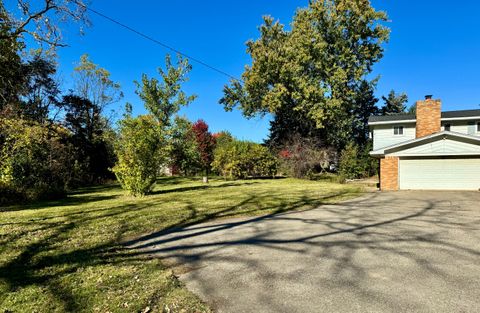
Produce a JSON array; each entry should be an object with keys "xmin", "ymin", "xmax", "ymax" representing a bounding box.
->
[{"xmin": 416, "ymin": 95, "xmax": 441, "ymax": 138}]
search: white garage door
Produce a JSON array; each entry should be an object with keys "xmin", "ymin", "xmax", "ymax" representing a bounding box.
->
[{"xmin": 399, "ymin": 158, "xmax": 480, "ymax": 190}]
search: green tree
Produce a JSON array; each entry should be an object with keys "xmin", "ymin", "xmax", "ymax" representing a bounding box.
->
[
  {"xmin": 112, "ymin": 115, "xmax": 164, "ymax": 196},
  {"xmin": 0, "ymin": 117, "xmax": 74, "ymax": 203},
  {"xmin": 381, "ymin": 90, "xmax": 408, "ymax": 115},
  {"xmin": 352, "ymin": 80, "xmax": 379, "ymax": 145},
  {"xmin": 21, "ymin": 55, "xmax": 61, "ymax": 123},
  {"xmin": 135, "ymin": 54, "xmax": 196, "ymax": 126},
  {"xmin": 73, "ymin": 54, "xmax": 123, "ymax": 114},
  {"xmin": 61, "ymin": 94, "xmax": 116, "ymax": 185},
  {"xmin": 169, "ymin": 116, "xmax": 201, "ymax": 175},
  {"xmin": 221, "ymin": 0, "xmax": 389, "ymax": 149},
  {"xmin": 0, "ymin": 2, "xmax": 25, "ymax": 114}
]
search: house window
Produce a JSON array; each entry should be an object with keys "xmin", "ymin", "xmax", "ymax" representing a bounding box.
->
[
  {"xmin": 393, "ymin": 126, "xmax": 404, "ymax": 135},
  {"xmin": 477, "ymin": 122, "xmax": 480, "ymax": 132},
  {"xmin": 444, "ymin": 124, "xmax": 451, "ymax": 131}
]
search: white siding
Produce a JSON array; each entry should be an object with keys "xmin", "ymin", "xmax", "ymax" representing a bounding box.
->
[
  {"xmin": 442, "ymin": 122, "xmax": 470, "ymax": 134},
  {"xmin": 399, "ymin": 158, "xmax": 480, "ymax": 190},
  {"xmin": 372, "ymin": 123, "xmax": 416, "ymax": 150},
  {"xmin": 391, "ymin": 138, "xmax": 480, "ymax": 156}
]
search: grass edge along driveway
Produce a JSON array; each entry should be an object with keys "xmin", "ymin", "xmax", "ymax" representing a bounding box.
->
[{"xmin": 0, "ymin": 177, "xmax": 364, "ymax": 313}]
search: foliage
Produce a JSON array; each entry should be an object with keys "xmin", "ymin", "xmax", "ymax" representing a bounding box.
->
[
  {"xmin": 221, "ymin": 0, "xmax": 389, "ymax": 149},
  {"xmin": 381, "ymin": 90, "xmax": 408, "ymax": 115},
  {"xmin": 213, "ymin": 131, "xmax": 234, "ymax": 148},
  {"xmin": 135, "ymin": 54, "xmax": 196, "ymax": 126},
  {"xmin": 0, "ymin": 0, "xmax": 89, "ymax": 54},
  {"xmin": 61, "ymin": 94, "xmax": 116, "ymax": 185},
  {"xmin": 20, "ymin": 55, "xmax": 61, "ymax": 123},
  {"xmin": 212, "ymin": 140, "xmax": 278, "ymax": 179},
  {"xmin": 169, "ymin": 116, "xmax": 201, "ymax": 175},
  {"xmin": 277, "ymin": 135, "xmax": 337, "ymax": 179},
  {"xmin": 73, "ymin": 54, "xmax": 123, "ymax": 112},
  {"xmin": 191, "ymin": 119, "xmax": 216, "ymax": 175},
  {"xmin": 339, "ymin": 141, "xmax": 377, "ymax": 179},
  {"xmin": 0, "ymin": 177, "xmax": 362, "ymax": 312},
  {"xmin": 0, "ymin": 118, "xmax": 73, "ymax": 203},
  {"xmin": 112, "ymin": 115, "xmax": 164, "ymax": 196},
  {"xmin": 0, "ymin": 4, "xmax": 25, "ymax": 113},
  {"xmin": 352, "ymin": 80, "xmax": 379, "ymax": 146}
]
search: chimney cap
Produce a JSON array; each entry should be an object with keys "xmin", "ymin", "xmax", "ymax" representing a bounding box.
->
[{"xmin": 425, "ymin": 95, "xmax": 433, "ymax": 100}]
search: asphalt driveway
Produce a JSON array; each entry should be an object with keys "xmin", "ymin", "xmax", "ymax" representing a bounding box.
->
[{"xmin": 128, "ymin": 191, "xmax": 480, "ymax": 312}]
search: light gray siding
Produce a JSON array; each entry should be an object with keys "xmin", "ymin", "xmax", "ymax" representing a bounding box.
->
[
  {"xmin": 399, "ymin": 158, "xmax": 480, "ymax": 190},
  {"xmin": 390, "ymin": 138, "xmax": 480, "ymax": 157},
  {"xmin": 372, "ymin": 123, "xmax": 416, "ymax": 150}
]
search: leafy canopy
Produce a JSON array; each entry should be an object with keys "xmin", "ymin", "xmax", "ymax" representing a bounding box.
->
[
  {"xmin": 221, "ymin": 0, "xmax": 389, "ymax": 146},
  {"xmin": 135, "ymin": 54, "xmax": 196, "ymax": 126}
]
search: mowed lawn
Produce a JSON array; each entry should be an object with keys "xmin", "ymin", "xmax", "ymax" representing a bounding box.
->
[{"xmin": 0, "ymin": 177, "xmax": 364, "ymax": 312}]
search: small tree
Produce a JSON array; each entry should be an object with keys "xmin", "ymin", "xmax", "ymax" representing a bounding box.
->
[
  {"xmin": 112, "ymin": 115, "xmax": 163, "ymax": 196},
  {"xmin": 192, "ymin": 119, "xmax": 216, "ymax": 180},
  {"xmin": 113, "ymin": 54, "xmax": 196, "ymax": 194},
  {"xmin": 169, "ymin": 116, "xmax": 201, "ymax": 175},
  {"xmin": 338, "ymin": 142, "xmax": 377, "ymax": 179}
]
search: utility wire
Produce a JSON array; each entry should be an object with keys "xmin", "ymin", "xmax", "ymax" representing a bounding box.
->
[{"xmin": 77, "ymin": 2, "xmax": 241, "ymax": 82}]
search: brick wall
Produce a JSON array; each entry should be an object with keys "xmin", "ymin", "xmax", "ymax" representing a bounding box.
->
[
  {"xmin": 380, "ymin": 157, "xmax": 399, "ymax": 191},
  {"xmin": 416, "ymin": 99, "xmax": 441, "ymax": 138}
]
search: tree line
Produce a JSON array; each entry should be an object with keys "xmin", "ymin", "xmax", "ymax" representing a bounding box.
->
[{"xmin": 1, "ymin": 0, "xmax": 414, "ymax": 203}]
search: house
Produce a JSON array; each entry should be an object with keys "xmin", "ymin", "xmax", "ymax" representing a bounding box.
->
[{"xmin": 369, "ymin": 95, "xmax": 480, "ymax": 191}]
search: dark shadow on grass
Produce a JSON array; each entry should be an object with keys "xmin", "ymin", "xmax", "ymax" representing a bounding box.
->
[
  {"xmin": 0, "ymin": 193, "xmax": 120, "ymax": 212},
  {"xmin": 151, "ymin": 181, "xmax": 260, "ymax": 195}
]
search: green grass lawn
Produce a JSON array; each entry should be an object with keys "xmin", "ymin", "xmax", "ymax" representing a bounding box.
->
[{"xmin": 0, "ymin": 177, "xmax": 364, "ymax": 312}]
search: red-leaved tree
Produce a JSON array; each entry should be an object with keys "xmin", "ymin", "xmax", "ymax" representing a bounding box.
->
[{"xmin": 192, "ymin": 119, "xmax": 216, "ymax": 177}]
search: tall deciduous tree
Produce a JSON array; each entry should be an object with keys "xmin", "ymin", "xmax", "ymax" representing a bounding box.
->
[
  {"xmin": 381, "ymin": 90, "xmax": 408, "ymax": 115},
  {"xmin": 21, "ymin": 55, "xmax": 61, "ymax": 123},
  {"xmin": 73, "ymin": 54, "xmax": 123, "ymax": 114},
  {"xmin": 135, "ymin": 54, "xmax": 196, "ymax": 126},
  {"xmin": 221, "ymin": 0, "xmax": 389, "ymax": 149}
]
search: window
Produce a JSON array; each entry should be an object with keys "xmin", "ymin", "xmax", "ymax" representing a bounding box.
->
[
  {"xmin": 444, "ymin": 124, "xmax": 451, "ymax": 131},
  {"xmin": 393, "ymin": 126, "xmax": 404, "ymax": 135},
  {"xmin": 477, "ymin": 122, "xmax": 480, "ymax": 132}
]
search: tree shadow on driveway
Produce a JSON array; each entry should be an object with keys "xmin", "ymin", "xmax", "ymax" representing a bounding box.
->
[{"xmin": 123, "ymin": 191, "xmax": 480, "ymax": 312}]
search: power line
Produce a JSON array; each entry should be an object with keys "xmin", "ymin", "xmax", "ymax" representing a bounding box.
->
[{"xmin": 77, "ymin": 2, "xmax": 241, "ymax": 82}]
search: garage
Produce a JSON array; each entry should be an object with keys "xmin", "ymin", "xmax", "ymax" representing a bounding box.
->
[{"xmin": 399, "ymin": 158, "xmax": 480, "ymax": 190}]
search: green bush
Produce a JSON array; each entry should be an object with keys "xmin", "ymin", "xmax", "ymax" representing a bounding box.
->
[
  {"xmin": 212, "ymin": 139, "xmax": 278, "ymax": 179},
  {"xmin": 112, "ymin": 115, "xmax": 164, "ymax": 196},
  {"xmin": 0, "ymin": 118, "xmax": 73, "ymax": 204},
  {"xmin": 339, "ymin": 142, "xmax": 377, "ymax": 179}
]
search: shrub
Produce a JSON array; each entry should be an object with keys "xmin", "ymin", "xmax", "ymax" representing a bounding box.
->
[
  {"xmin": 212, "ymin": 140, "xmax": 278, "ymax": 179},
  {"xmin": 339, "ymin": 142, "xmax": 377, "ymax": 179},
  {"xmin": 277, "ymin": 136, "xmax": 337, "ymax": 179},
  {"xmin": 0, "ymin": 118, "xmax": 73, "ymax": 204},
  {"xmin": 112, "ymin": 115, "xmax": 164, "ymax": 196}
]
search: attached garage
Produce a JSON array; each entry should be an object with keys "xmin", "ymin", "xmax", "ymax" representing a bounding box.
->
[
  {"xmin": 372, "ymin": 131, "xmax": 480, "ymax": 191},
  {"xmin": 399, "ymin": 158, "xmax": 480, "ymax": 190}
]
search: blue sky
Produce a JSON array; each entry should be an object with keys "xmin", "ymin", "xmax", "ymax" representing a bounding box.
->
[{"xmin": 18, "ymin": 1, "xmax": 480, "ymax": 142}]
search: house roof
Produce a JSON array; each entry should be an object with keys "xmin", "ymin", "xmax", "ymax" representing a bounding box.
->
[
  {"xmin": 368, "ymin": 109, "xmax": 480, "ymax": 124},
  {"xmin": 370, "ymin": 131, "xmax": 480, "ymax": 157}
]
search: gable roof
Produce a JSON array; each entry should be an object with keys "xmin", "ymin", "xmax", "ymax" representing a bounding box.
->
[
  {"xmin": 370, "ymin": 131, "xmax": 480, "ymax": 157},
  {"xmin": 368, "ymin": 109, "xmax": 480, "ymax": 124}
]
